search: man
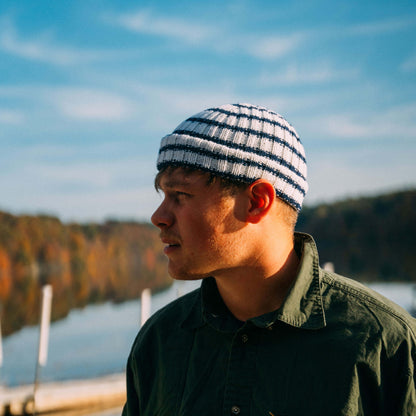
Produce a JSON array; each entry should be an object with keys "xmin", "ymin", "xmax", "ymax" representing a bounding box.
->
[{"xmin": 123, "ymin": 103, "xmax": 416, "ymax": 415}]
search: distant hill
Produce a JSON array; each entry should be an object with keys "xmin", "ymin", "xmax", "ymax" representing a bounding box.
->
[{"xmin": 297, "ymin": 189, "xmax": 415, "ymax": 282}]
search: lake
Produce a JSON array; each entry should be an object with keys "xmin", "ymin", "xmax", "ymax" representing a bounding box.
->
[
  {"xmin": 0, "ymin": 280, "xmax": 200, "ymax": 387},
  {"xmin": 1, "ymin": 280, "xmax": 415, "ymax": 388}
]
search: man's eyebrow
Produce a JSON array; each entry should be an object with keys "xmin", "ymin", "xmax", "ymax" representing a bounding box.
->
[{"xmin": 159, "ymin": 179, "xmax": 192, "ymax": 190}]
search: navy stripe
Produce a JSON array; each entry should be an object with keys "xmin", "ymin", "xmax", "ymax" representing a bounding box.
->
[
  {"xmin": 157, "ymin": 159, "xmax": 302, "ymax": 211},
  {"xmin": 177, "ymin": 117, "xmax": 306, "ymax": 164},
  {"xmin": 205, "ymin": 104, "xmax": 299, "ymax": 140},
  {"xmin": 162, "ymin": 133, "xmax": 306, "ymax": 182},
  {"xmin": 158, "ymin": 143, "xmax": 306, "ymax": 196}
]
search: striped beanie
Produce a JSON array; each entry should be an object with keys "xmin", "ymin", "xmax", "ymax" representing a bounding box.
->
[{"xmin": 157, "ymin": 103, "xmax": 308, "ymax": 212}]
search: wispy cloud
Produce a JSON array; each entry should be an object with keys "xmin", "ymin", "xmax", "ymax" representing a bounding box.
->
[
  {"xmin": 345, "ymin": 15, "xmax": 416, "ymax": 36},
  {"xmin": 309, "ymin": 103, "xmax": 416, "ymax": 140},
  {"xmin": 243, "ymin": 34, "xmax": 303, "ymax": 60},
  {"xmin": 0, "ymin": 17, "xmax": 125, "ymax": 66},
  {"xmin": 51, "ymin": 88, "xmax": 136, "ymax": 121},
  {"xmin": 259, "ymin": 63, "xmax": 360, "ymax": 86},
  {"xmin": 113, "ymin": 10, "xmax": 215, "ymax": 44},
  {"xmin": 0, "ymin": 108, "xmax": 24, "ymax": 124},
  {"xmin": 110, "ymin": 8, "xmax": 303, "ymax": 60},
  {"xmin": 33, "ymin": 157, "xmax": 152, "ymax": 189},
  {"xmin": 0, "ymin": 18, "xmax": 81, "ymax": 65},
  {"xmin": 0, "ymin": 84, "xmax": 138, "ymax": 122}
]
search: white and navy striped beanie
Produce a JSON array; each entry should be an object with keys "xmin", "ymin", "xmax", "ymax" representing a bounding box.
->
[{"xmin": 157, "ymin": 103, "xmax": 308, "ymax": 212}]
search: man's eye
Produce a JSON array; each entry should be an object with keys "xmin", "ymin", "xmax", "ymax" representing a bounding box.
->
[{"xmin": 165, "ymin": 191, "xmax": 191, "ymax": 202}]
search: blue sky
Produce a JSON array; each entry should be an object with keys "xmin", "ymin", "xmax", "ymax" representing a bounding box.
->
[{"xmin": 1, "ymin": 0, "xmax": 415, "ymax": 222}]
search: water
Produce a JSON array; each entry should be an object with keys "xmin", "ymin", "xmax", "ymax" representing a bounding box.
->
[
  {"xmin": 1, "ymin": 280, "xmax": 200, "ymax": 387},
  {"xmin": 367, "ymin": 282, "xmax": 415, "ymax": 312},
  {"xmin": 1, "ymin": 280, "xmax": 414, "ymax": 388}
]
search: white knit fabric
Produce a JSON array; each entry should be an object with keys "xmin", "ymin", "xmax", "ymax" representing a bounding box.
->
[{"xmin": 157, "ymin": 103, "xmax": 308, "ymax": 211}]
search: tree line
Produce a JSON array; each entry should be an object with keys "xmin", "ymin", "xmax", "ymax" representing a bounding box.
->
[
  {"xmin": 296, "ymin": 188, "xmax": 415, "ymax": 282},
  {"xmin": 0, "ymin": 213, "xmax": 169, "ymax": 337},
  {"xmin": 1, "ymin": 188, "xmax": 414, "ymax": 337}
]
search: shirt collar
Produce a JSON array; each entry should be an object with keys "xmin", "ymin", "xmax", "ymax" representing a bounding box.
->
[
  {"xmin": 181, "ymin": 232, "xmax": 326, "ymax": 331},
  {"xmin": 253, "ymin": 232, "xmax": 327, "ymax": 330}
]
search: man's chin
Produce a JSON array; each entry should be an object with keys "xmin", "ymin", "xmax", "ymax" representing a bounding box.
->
[{"xmin": 168, "ymin": 266, "xmax": 209, "ymax": 281}]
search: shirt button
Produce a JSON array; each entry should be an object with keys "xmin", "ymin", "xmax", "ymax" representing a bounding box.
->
[
  {"xmin": 231, "ymin": 405, "xmax": 241, "ymax": 415},
  {"xmin": 241, "ymin": 334, "xmax": 248, "ymax": 343}
]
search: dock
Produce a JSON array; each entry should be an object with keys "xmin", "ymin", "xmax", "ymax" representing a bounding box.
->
[{"xmin": 0, "ymin": 373, "xmax": 125, "ymax": 416}]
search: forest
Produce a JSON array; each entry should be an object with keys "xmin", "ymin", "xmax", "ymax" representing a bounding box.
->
[
  {"xmin": 0, "ymin": 188, "xmax": 414, "ymax": 337},
  {"xmin": 296, "ymin": 188, "xmax": 415, "ymax": 282},
  {"xmin": 0, "ymin": 215, "xmax": 169, "ymax": 336}
]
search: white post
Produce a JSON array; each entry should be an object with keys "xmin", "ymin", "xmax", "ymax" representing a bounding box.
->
[
  {"xmin": 141, "ymin": 288, "xmax": 151, "ymax": 327},
  {"xmin": 38, "ymin": 285, "xmax": 53, "ymax": 367},
  {"xmin": 32, "ymin": 284, "xmax": 53, "ymax": 415},
  {"xmin": 323, "ymin": 262, "xmax": 334, "ymax": 273}
]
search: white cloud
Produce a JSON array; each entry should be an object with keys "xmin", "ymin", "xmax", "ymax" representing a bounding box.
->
[
  {"xmin": 0, "ymin": 17, "xmax": 125, "ymax": 66},
  {"xmin": 307, "ymin": 103, "xmax": 416, "ymax": 140},
  {"xmin": 245, "ymin": 34, "xmax": 303, "ymax": 60},
  {"xmin": 0, "ymin": 84, "xmax": 138, "ymax": 122},
  {"xmin": 110, "ymin": 9, "xmax": 303, "ymax": 60},
  {"xmin": 346, "ymin": 16, "xmax": 416, "ymax": 36},
  {"xmin": 320, "ymin": 115, "xmax": 373, "ymax": 139},
  {"xmin": 0, "ymin": 109, "xmax": 24, "ymax": 124},
  {"xmin": 50, "ymin": 88, "xmax": 136, "ymax": 121},
  {"xmin": 114, "ymin": 10, "xmax": 215, "ymax": 44},
  {"xmin": 0, "ymin": 19, "xmax": 81, "ymax": 65},
  {"xmin": 259, "ymin": 63, "xmax": 360, "ymax": 86}
]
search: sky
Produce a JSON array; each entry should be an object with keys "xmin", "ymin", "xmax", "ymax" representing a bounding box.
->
[{"xmin": 1, "ymin": 0, "xmax": 415, "ymax": 223}]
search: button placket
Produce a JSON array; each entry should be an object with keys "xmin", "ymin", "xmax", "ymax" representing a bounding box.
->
[{"xmin": 223, "ymin": 326, "xmax": 256, "ymax": 415}]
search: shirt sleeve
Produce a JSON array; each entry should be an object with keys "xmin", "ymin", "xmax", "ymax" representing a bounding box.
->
[
  {"xmin": 122, "ymin": 353, "xmax": 140, "ymax": 416},
  {"xmin": 396, "ymin": 352, "xmax": 416, "ymax": 415},
  {"xmin": 387, "ymin": 325, "xmax": 416, "ymax": 415}
]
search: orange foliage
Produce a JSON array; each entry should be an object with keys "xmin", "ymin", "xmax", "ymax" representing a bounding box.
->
[
  {"xmin": 0, "ymin": 247, "xmax": 11, "ymax": 300},
  {"xmin": 0, "ymin": 213, "xmax": 171, "ymax": 336}
]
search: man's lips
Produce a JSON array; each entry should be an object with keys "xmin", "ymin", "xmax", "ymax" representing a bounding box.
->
[
  {"xmin": 161, "ymin": 237, "xmax": 180, "ymax": 246},
  {"xmin": 163, "ymin": 243, "xmax": 180, "ymax": 255},
  {"xmin": 161, "ymin": 237, "xmax": 181, "ymax": 254}
]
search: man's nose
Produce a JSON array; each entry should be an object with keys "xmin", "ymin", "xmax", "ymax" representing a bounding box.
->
[{"xmin": 151, "ymin": 200, "xmax": 173, "ymax": 229}]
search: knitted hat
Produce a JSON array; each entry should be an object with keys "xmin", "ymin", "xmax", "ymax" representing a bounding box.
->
[{"xmin": 157, "ymin": 103, "xmax": 308, "ymax": 211}]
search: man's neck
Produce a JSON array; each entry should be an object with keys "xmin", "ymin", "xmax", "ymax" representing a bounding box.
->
[{"xmin": 213, "ymin": 240, "xmax": 300, "ymax": 322}]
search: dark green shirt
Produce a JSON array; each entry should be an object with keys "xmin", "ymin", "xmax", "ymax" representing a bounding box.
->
[{"xmin": 123, "ymin": 233, "xmax": 416, "ymax": 415}]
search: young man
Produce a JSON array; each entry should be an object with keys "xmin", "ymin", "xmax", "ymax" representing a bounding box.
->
[{"xmin": 123, "ymin": 104, "xmax": 416, "ymax": 415}]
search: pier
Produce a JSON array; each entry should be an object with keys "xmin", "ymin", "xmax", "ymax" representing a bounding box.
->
[{"xmin": 0, "ymin": 373, "xmax": 125, "ymax": 416}]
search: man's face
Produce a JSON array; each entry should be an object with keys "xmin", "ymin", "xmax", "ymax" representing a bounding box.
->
[{"xmin": 151, "ymin": 169, "xmax": 245, "ymax": 280}]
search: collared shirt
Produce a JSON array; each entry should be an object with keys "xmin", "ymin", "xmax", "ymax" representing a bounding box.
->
[{"xmin": 123, "ymin": 233, "xmax": 416, "ymax": 415}]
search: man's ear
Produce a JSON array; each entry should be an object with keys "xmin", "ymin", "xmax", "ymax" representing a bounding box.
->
[{"xmin": 246, "ymin": 180, "xmax": 275, "ymax": 224}]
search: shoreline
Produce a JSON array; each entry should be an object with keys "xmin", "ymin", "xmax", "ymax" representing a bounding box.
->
[{"xmin": 0, "ymin": 373, "xmax": 125, "ymax": 416}]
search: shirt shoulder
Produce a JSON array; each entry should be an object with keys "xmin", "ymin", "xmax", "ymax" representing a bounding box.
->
[{"xmin": 321, "ymin": 270, "xmax": 416, "ymax": 345}]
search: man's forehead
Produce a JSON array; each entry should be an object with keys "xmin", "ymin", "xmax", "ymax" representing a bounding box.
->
[{"xmin": 157, "ymin": 168, "xmax": 208, "ymax": 189}]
